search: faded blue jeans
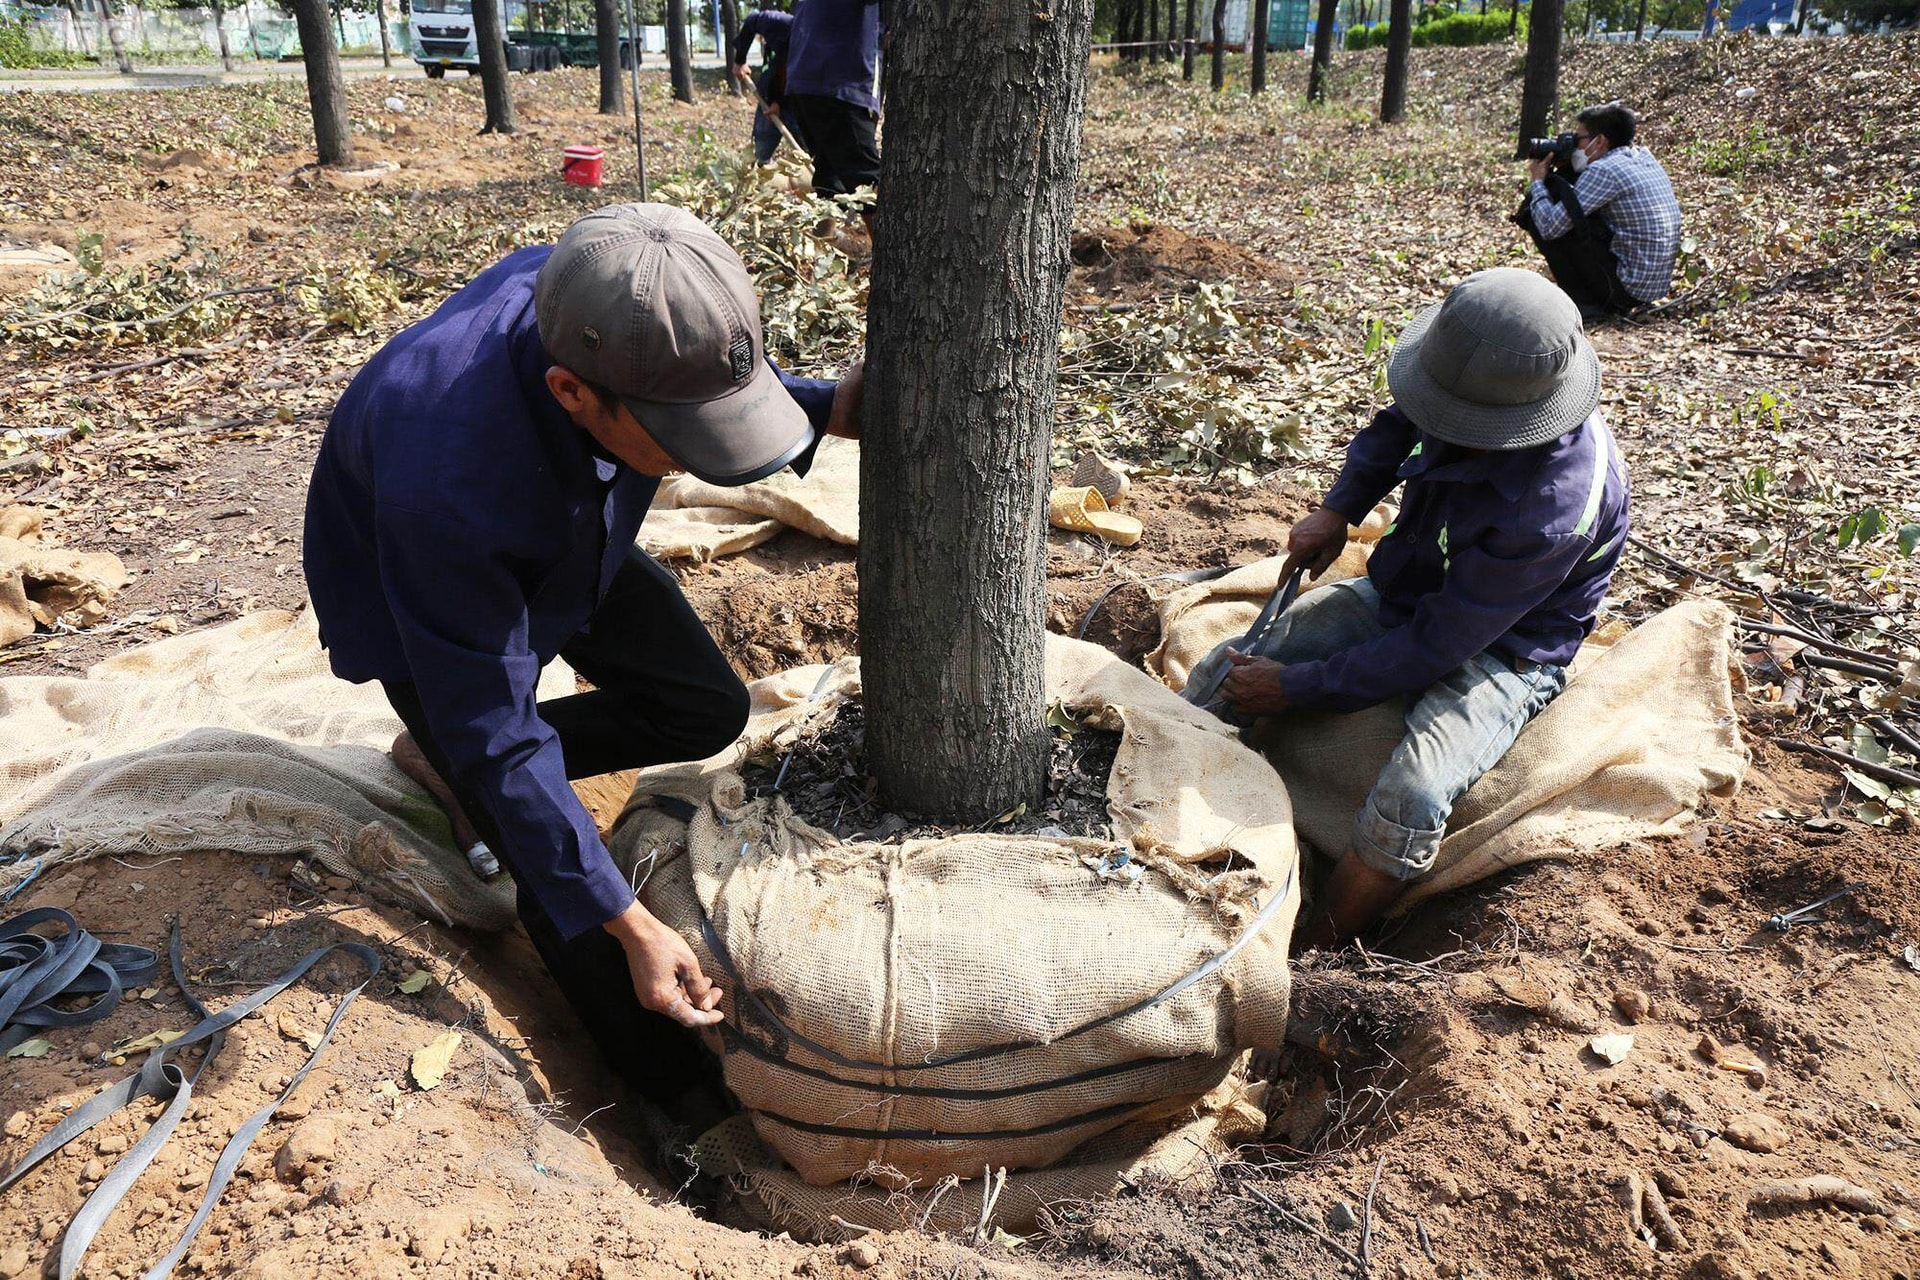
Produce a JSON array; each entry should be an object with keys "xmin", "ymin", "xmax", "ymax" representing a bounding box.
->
[{"xmin": 1242, "ymin": 578, "xmax": 1568, "ymax": 882}]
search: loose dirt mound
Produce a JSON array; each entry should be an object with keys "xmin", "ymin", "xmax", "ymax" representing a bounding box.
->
[{"xmin": 1069, "ymin": 221, "xmax": 1289, "ymax": 297}]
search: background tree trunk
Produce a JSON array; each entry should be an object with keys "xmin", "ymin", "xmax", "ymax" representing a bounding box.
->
[
  {"xmin": 1633, "ymin": 0, "xmax": 1647, "ymax": 37},
  {"xmin": 1182, "ymin": 0, "xmax": 1195, "ymax": 78},
  {"xmin": 861, "ymin": 0, "xmax": 1094, "ymax": 820},
  {"xmin": 1508, "ymin": 0, "xmax": 1520, "ymax": 35},
  {"xmin": 1379, "ymin": 0, "xmax": 1410, "ymax": 120},
  {"xmin": 375, "ymin": 0, "xmax": 393, "ymax": 67},
  {"xmin": 97, "ymin": 0, "xmax": 132, "ymax": 72},
  {"xmin": 1166, "ymin": 0, "xmax": 1178, "ymax": 57},
  {"xmin": 1306, "ymin": 0, "xmax": 1336, "ymax": 100},
  {"xmin": 1516, "ymin": 0, "xmax": 1562, "ymax": 154},
  {"xmin": 1209, "ymin": 0, "xmax": 1225, "ymax": 88},
  {"xmin": 289, "ymin": 0, "xmax": 353, "ymax": 163},
  {"xmin": 666, "ymin": 0, "xmax": 694, "ymax": 101},
  {"xmin": 596, "ymin": 0, "xmax": 626, "ymax": 112},
  {"xmin": 473, "ymin": 0, "xmax": 518, "ymax": 133},
  {"xmin": 721, "ymin": 0, "xmax": 742, "ymax": 94},
  {"xmin": 1148, "ymin": 0, "xmax": 1160, "ymax": 64},
  {"xmin": 211, "ymin": 0, "xmax": 233, "ymax": 70},
  {"xmin": 67, "ymin": 0, "xmax": 92, "ymax": 57},
  {"xmin": 1249, "ymin": 0, "xmax": 1268, "ymax": 93}
]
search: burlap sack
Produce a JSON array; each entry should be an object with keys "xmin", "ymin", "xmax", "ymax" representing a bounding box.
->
[
  {"xmin": 0, "ymin": 505, "xmax": 131, "ymax": 648},
  {"xmin": 1152, "ymin": 551, "xmax": 1748, "ymax": 900},
  {"xmin": 641, "ymin": 436, "xmax": 860, "ymax": 561},
  {"xmin": 0, "ymin": 608, "xmax": 572, "ymax": 930},
  {"xmin": 608, "ymin": 636, "xmax": 1299, "ymax": 1198}
]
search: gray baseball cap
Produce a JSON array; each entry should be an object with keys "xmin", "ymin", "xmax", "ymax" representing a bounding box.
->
[
  {"xmin": 1385, "ymin": 267, "xmax": 1601, "ymax": 451},
  {"xmin": 535, "ymin": 203, "xmax": 814, "ymax": 486}
]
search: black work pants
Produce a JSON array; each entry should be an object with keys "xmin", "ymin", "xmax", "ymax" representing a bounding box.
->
[
  {"xmin": 787, "ymin": 93, "xmax": 880, "ymax": 198},
  {"xmin": 1514, "ymin": 178, "xmax": 1639, "ymax": 321},
  {"xmin": 381, "ymin": 548, "xmax": 748, "ymax": 1108}
]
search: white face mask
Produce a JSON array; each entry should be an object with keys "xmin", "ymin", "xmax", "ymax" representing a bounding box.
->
[{"xmin": 1570, "ymin": 145, "xmax": 1591, "ymax": 174}]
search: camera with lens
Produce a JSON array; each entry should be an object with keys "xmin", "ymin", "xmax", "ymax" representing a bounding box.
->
[{"xmin": 1526, "ymin": 132, "xmax": 1582, "ymax": 164}]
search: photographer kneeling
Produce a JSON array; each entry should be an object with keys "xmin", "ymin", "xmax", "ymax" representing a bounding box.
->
[{"xmin": 1514, "ymin": 103, "xmax": 1681, "ymax": 322}]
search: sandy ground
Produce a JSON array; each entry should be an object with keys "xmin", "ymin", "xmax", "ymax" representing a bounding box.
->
[{"xmin": 4, "ymin": 36, "xmax": 1920, "ymax": 1280}]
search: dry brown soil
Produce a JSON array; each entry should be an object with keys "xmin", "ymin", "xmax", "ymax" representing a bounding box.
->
[{"xmin": 4, "ymin": 40, "xmax": 1920, "ymax": 1280}]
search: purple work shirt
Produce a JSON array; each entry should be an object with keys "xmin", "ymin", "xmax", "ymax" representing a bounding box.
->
[
  {"xmin": 1281, "ymin": 405, "xmax": 1631, "ymax": 714},
  {"xmin": 784, "ymin": 0, "xmax": 881, "ymax": 112},
  {"xmin": 304, "ymin": 245, "xmax": 835, "ymax": 940}
]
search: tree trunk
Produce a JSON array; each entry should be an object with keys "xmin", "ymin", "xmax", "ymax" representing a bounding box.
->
[
  {"xmin": 67, "ymin": 0, "xmax": 92, "ymax": 56},
  {"xmin": 97, "ymin": 0, "xmax": 132, "ymax": 72},
  {"xmin": 290, "ymin": 0, "xmax": 354, "ymax": 163},
  {"xmin": 1167, "ymin": 0, "xmax": 1179, "ymax": 58},
  {"xmin": 1250, "ymin": 0, "xmax": 1268, "ymax": 91},
  {"xmin": 666, "ymin": 0, "xmax": 694, "ymax": 101},
  {"xmin": 861, "ymin": 0, "xmax": 1093, "ymax": 821},
  {"xmin": 1148, "ymin": 0, "xmax": 1160, "ymax": 64},
  {"xmin": 1633, "ymin": 0, "xmax": 1647, "ymax": 37},
  {"xmin": 596, "ymin": 0, "xmax": 626, "ymax": 112},
  {"xmin": 210, "ymin": 0, "xmax": 234, "ymax": 70},
  {"xmin": 473, "ymin": 0, "xmax": 518, "ymax": 134},
  {"xmin": 1306, "ymin": 0, "xmax": 1336, "ymax": 100},
  {"xmin": 1209, "ymin": 0, "xmax": 1225, "ymax": 88},
  {"xmin": 721, "ymin": 0, "xmax": 742, "ymax": 94},
  {"xmin": 1182, "ymin": 0, "xmax": 1195, "ymax": 78},
  {"xmin": 1508, "ymin": 0, "xmax": 1520, "ymax": 35},
  {"xmin": 1516, "ymin": 0, "xmax": 1562, "ymax": 155},
  {"xmin": 375, "ymin": 0, "xmax": 393, "ymax": 66},
  {"xmin": 1379, "ymin": 0, "xmax": 1409, "ymax": 120}
]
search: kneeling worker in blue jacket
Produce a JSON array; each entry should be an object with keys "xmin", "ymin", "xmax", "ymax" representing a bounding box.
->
[
  {"xmin": 1216, "ymin": 268, "xmax": 1631, "ymax": 948},
  {"xmin": 303, "ymin": 204, "xmax": 863, "ymax": 1120}
]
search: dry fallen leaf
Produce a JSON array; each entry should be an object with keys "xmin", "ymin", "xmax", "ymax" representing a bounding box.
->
[
  {"xmin": 410, "ymin": 1030, "xmax": 462, "ymax": 1091},
  {"xmin": 397, "ymin": 971, "xmax": 433, "ymax": 995},
  {"xmin": 111, "ymin": 1028, "xmax": 185, "ymax": 1055},
  {"xmin": 6, "ymin": 1038, "xmax": 53, "ymax": 1059}
]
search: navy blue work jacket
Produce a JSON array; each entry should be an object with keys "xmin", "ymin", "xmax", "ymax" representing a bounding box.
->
[
  {"xmin": 303, "ymin": 245, "xmax": 834, "ymax": 939},
  {"xmin": 1285, "ymin": 405, "xmax": 1631, "ymax": 713}
]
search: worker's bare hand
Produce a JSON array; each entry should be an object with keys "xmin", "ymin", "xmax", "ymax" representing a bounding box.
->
[
  {"xmin": 826, "ymin": 358, "xmax": 866, "ymax": 439},
  {"xmin": 1221, "ymin": 650, "xmax": 1289, "ymax": 716},
  {"xmin": 732, "ymin": 63, "xmax": 753, "ymax": 84},
  {"xmin": 1284, "ymin": 505, "xmax": 1350, "ymax": 581},
  {"xmin": 763, "ymin": 101, "xmax": 781, "ymax": 121},
  {"xmin": 604, "ymin": 901, "xmax": 723, "ymax": 1028},
  {"xmin": 1527, "ymin": 156, "xmax": 1552, "ymax": 183}
]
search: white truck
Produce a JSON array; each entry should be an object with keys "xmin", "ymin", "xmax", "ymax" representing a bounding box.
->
[{"xmin": 408, "ymin": 0, "xmax": 637, "ymax": 78}]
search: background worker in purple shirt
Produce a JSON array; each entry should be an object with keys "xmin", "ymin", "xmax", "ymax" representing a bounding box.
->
[
  {"xmin": 303, "ymin": 204, "xmax": 864, "ymax": 1130},
  {"xmin": 1213, "ymin": 269, "xmax": 1630, "ymax": 948},
  {"xmin": 784, "ymin": 0, "xmax": 882, "ymax": 207},
  {"xmin": 730, "ymin": 0, "xmax": 805, "ymax": 166}
]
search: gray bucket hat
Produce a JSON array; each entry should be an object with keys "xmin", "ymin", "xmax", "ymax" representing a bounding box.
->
[
  {"xmin": 535, "ymin": 203, "xmax": 813, "ymax": 486},
  {"xmin": 1385, "ymin": 267, "xmax": 1601, "ymax": 451}
]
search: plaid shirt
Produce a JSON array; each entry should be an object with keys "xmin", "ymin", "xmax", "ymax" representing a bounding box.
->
[{"xmin": 1529, "ymin": 146, "xmax": 1682, "ymax": 303}]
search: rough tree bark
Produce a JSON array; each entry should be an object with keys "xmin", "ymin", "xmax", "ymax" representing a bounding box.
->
[
  {"xmin": 210, "ymin": 0, "xmax": 234, "ymax": 70},
  {"xmin": 473, "ymin": 0, "xmax": 518, "ymax": 133},
  {"xmin": 1249, "ymin": 0, "xmax": 1269, "ymax": 93},
  {"xmin": 1209, "ymin": 0, "xmax": 1225, "ymax": 88},
  {"xmin": 666, "ymin": 0, "xmax": 695, "ymax": 101},
  {"xmin": 1379, "ymin": 0, "xmax": 1410, "ymax": 121},
  {"xmin": 96, "ymin": 0, "xmax": 132, "ymax": 72},
  {"xmin": 595, "ymin": 0, "xmax": 626, "ymax": 112},
  {"xmin": 860, "ymin": 0, "xmax": 1094, "ymax": 820},
  {"xmin": 289, "ymin": 0, "xmax": 353, "ymax": 163},
  {"xmin": 721, "ymin": 0, "xmax": 742, "ymax": 95},
  {"xmin": 375, "ymin": 0, "xmax": 394, "ymax": 67},
  {"xmin": 1182, "ymin": 0, "xmax": 1195, "ymax": 78},
  {"xmin": 1306, "ymin": 0, "xmax": 1336, "ymax": 100},
  {"xmin": 1516, "ymin": 0, "xmax": 1563, "ymax": 154}
]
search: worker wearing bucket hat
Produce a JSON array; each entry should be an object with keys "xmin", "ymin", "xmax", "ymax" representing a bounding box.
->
[
  {"xmin": 1210, "ymin": 268, "xmax": 1631, "ymax": 948},
  {"xmin": 304, "ymin": 203, "xmax": 864, "ymax": 1132}
]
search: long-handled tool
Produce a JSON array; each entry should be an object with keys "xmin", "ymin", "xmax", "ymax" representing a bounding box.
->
[
  {"xmin": 1182, "ymin": 563, "xmax": 1306, "ymax": 714},
  {"xmin": 740, "ymin": 69, "xmax": 810, "ymax": 161}
]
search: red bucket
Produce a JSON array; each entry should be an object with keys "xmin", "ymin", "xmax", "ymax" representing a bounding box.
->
[{"xmin": 561, "ymin": 144, "xmax": 605, "ymax": 188}]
